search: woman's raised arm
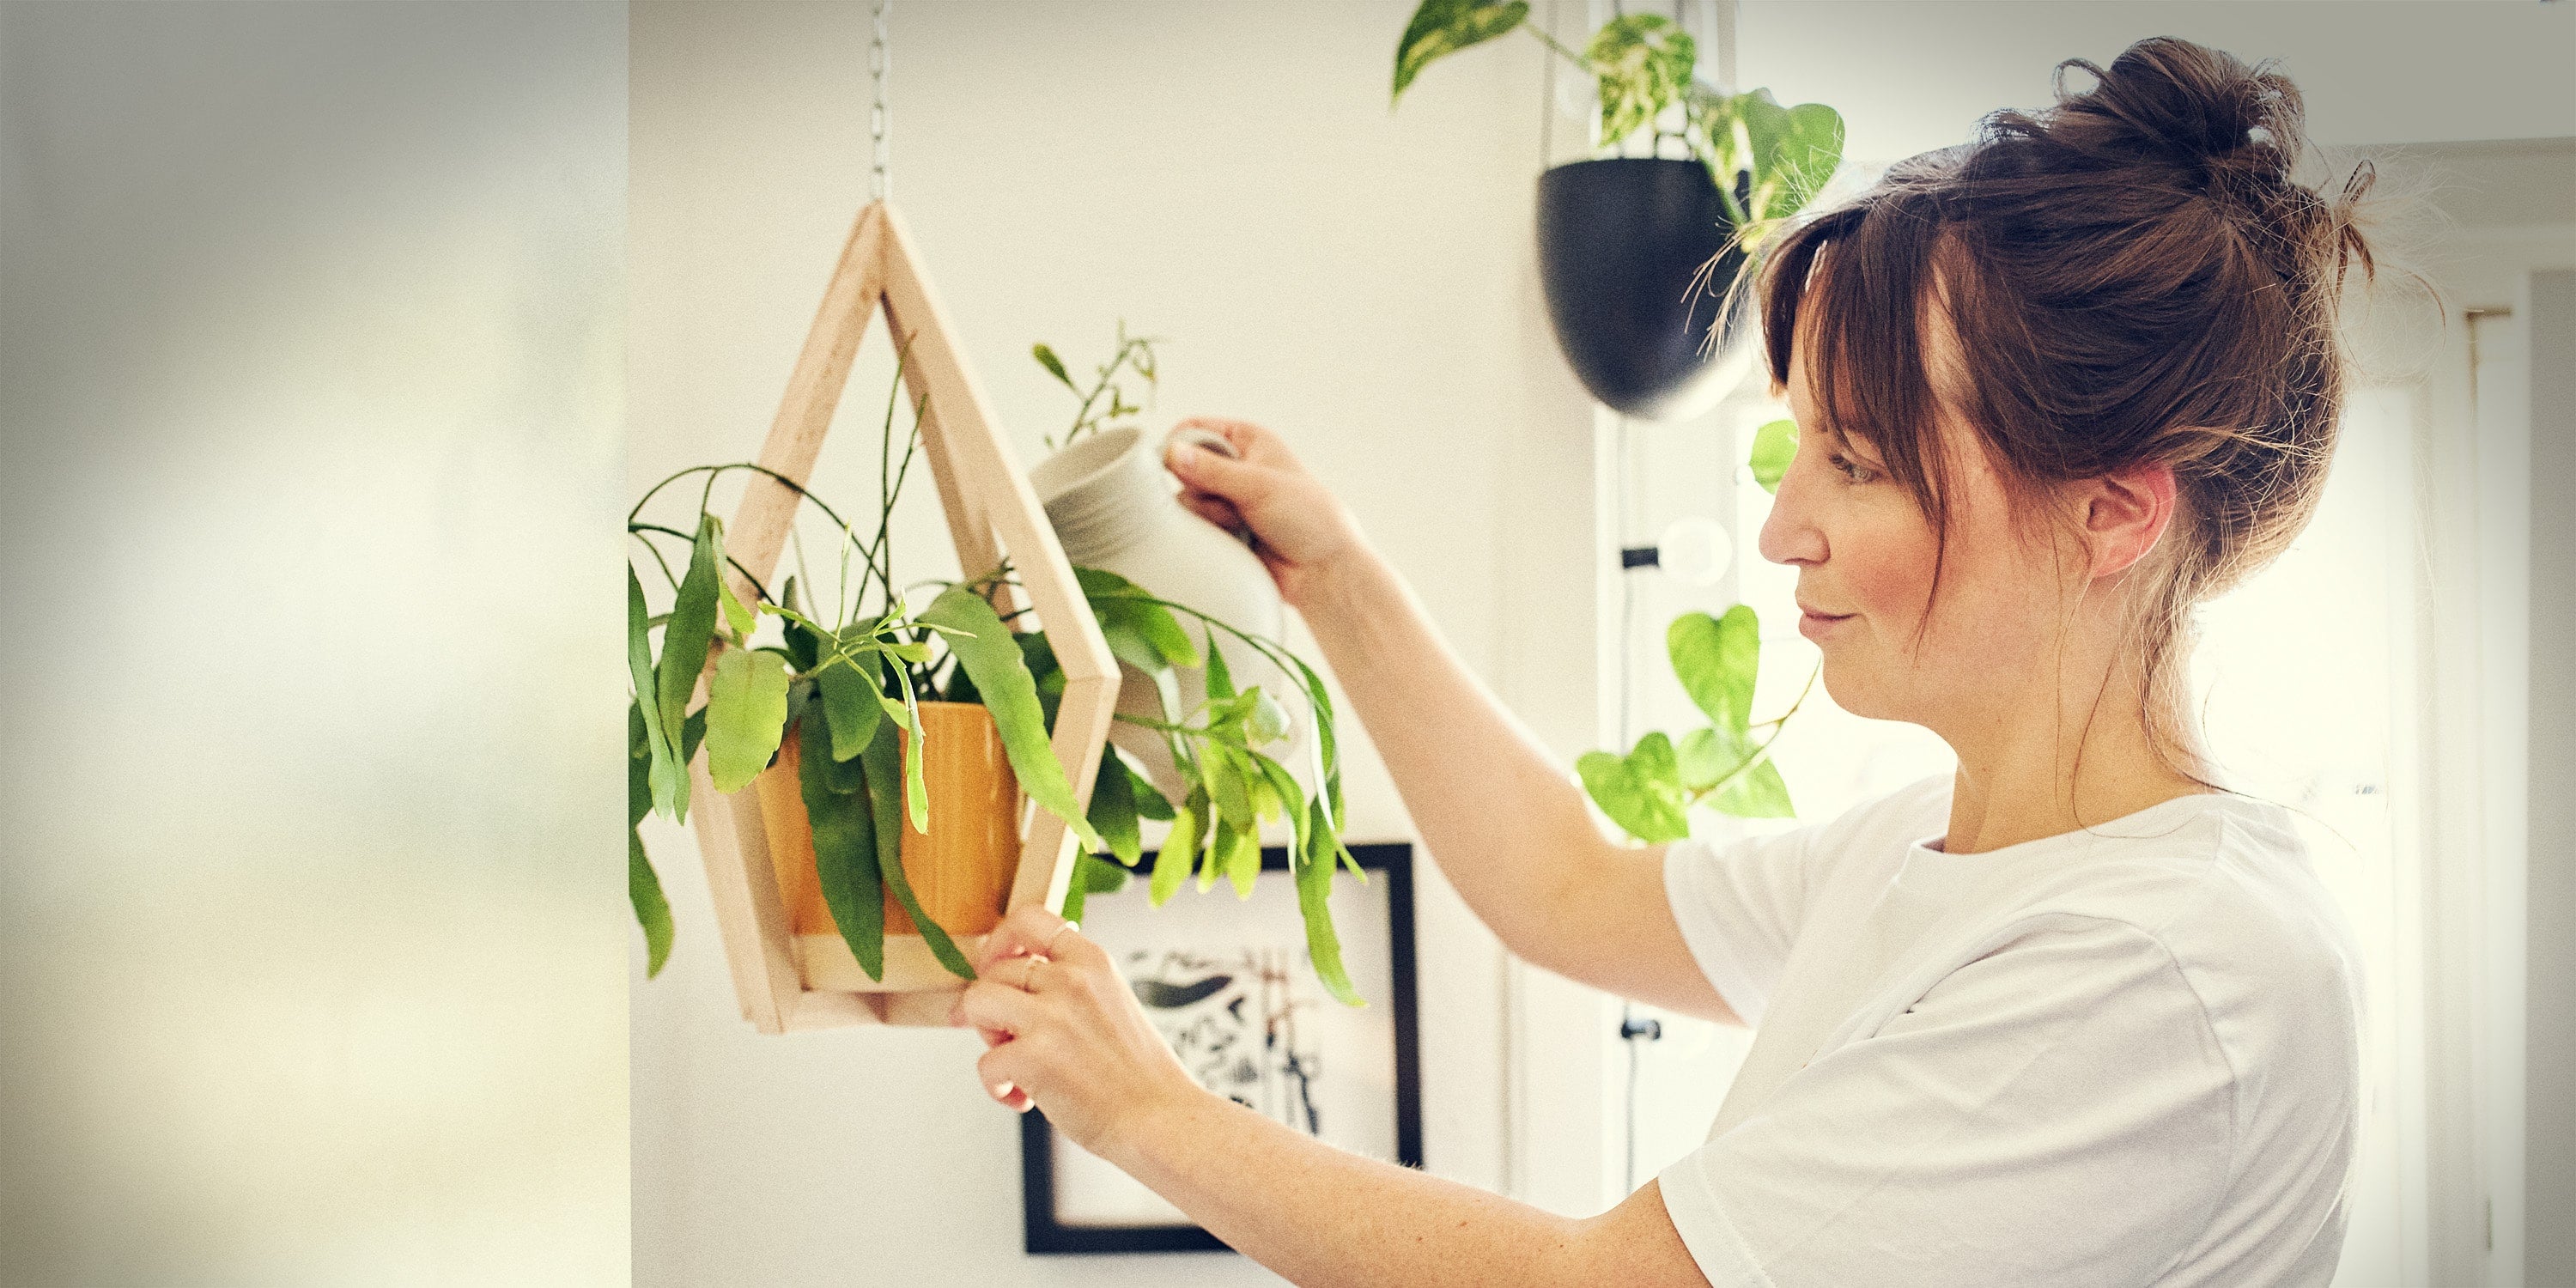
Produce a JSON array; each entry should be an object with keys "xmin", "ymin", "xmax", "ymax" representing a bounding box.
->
[{"xmin": 1162, "ymin": 418, "xmax": 1738, "ymax": 1024}]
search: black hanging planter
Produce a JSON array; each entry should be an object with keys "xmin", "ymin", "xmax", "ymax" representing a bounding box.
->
[{"xmin": 1536, "ymin": 157, "xmax": 1756, "ymax": 421}]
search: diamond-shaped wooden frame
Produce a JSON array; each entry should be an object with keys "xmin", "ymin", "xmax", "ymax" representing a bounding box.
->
[{"xmin": 684, "ymin": 200, "xmax": 1119, "ymax": 1031}]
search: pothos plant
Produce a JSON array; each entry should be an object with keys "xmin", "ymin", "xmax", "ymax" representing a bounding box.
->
[
  {"xmin": 1577, "ymin": 416, "xmax": 1816, "ymax": 843},
  {"xmin": 628, "ymin": 346, "xmax": 1368, "ymax": 1005},
  {"xmin": 1393, "ymin": 2, "xmax": 1844, "ymax": 242}
]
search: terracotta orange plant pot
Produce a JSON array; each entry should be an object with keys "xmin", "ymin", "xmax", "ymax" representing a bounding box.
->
[{"xmin": 753, "ymin": 701, "xmax": 1023, "ymax": 945}]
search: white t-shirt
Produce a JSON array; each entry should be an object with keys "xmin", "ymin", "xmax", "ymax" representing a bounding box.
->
[{"xmin": 1656, "ymin": 772, "xmax": 2364, "ymax": 1288}]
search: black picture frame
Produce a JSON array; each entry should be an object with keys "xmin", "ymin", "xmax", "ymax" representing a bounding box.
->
[{"xmin": 1020, "ymin": 841, "xmax": 1419, "ymax": 1255}]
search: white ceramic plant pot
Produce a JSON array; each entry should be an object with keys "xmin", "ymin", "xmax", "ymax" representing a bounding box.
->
[{"xmin": 1030, "ymin": 425, "xmax": 1317, "ymax": 814}]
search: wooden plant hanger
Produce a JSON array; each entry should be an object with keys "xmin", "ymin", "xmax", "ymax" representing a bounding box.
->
[{"xmin": 686, "ymin": 198, "xmax": 1121, "ymax": 1031}]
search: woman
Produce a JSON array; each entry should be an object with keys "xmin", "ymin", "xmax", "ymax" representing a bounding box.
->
[{"xmin": 956, "ymin": 36, "xmax": 2372, "ymax": 1287}]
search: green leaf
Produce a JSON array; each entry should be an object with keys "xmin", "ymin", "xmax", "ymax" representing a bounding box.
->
[
  {"xmin": 919, "ymin": 585, "xmax": 1107, "ymax": 853},
  {"xmin": 1088, "ymin": 745, "xmax": 1144, "ymax": 868},
  {"xmin": 799, "ymin": 714, "xmax": 884, "ymax": 980},
  {"xmin": 1296, "ymin": 796, "xmax": 1364, "ymax": 1005},
  {"xmin": 859, "ymin": 714, "xmax": 975, "ymax": 979},
  {"xmin": 1207, "ymin": 744, "xmax": 1257, "ymax": 841},
  {"xmin": 1018, "ymin": 631, "xmax": 1065, "ymax": 728},
  {"xmin": 1668, "ymin": 605, "xmax": 1760, "ymax": 735},
  {"xmin": 1118, "ymin": 598, "xmax": 1206, "ymax": 670},
  {"xmin": 1674, "ymin": 726, "xmax": 1737, "ymax": 793},
  {"xmin": 629, "ymin": 701, "xmax": 655, "ymax": 829},
  {"xmin": 1577, "ymin": 742, "xmax": 1689, "ymax": 844},
  {"xmin": 719, "ymin": 575, "xmax": 756, "ymax": 642},
  {"xmin": 655, "ymin": 514, "xmax": 726, "ymax": 821},
  {"xmin": 1128, "ymin": 754, "xmax": 1176, "ymax": 821},
  {"xmin": 706, "ymin": 647, "xmax": 793, "ymax": 793},
  {"xmin": 1391, "ymin": 0, "xmax": 1530, "ymax": 104},
  {"xmin": 1749, "ymin": 418, "xmax": 1797, "ymax": 494},
  {"xmin": 816, "ymin": 641, "xmax": 884, "ymax": 762},
  {"xmin": 1032, "ymin": 343, "xmax": 1077, "ymax": 391},
  {"xmin": 631, "ymin": 567, "xmax": 684, "ymax": 822},
  {"xmin": 1762, "ymin": 101, "xmax": 1844, "ymax": 222},
  {"xmin": 1224, "ymin": 823, "xmax": 1261, "ymax": 899},
  {"xmin": 630, "ymin": 831, "xmax": 675, "ymax": 978},
  {"xmin": 1246, "ymin": 688, "xmax": 1292, "ymax": 747},
  {"xmin": 1151, "ymin": 790, "xmax": 1203, "ymax": 908},
  {"xmin": 678, "ymin": 707, "xmax": 707, "ymax": 768},
  {"xmin": 1712, "ymin": 748, "xmax": 1796, "ymax": 818},
  {"xmin": 1060, "ymin": 853, "xmax": 1131, "ymax": 921},
  {"xmin": 1202, "ymin": 635, "xmax": 1235, "ymax": 702},
  {"xmin": 1584, "ymin": 14, "xmax": 1694, "ymax": 145}
]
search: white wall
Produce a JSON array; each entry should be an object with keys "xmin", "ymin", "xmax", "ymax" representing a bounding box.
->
[
  {"xmin": 627, "ymin": 3, "xmax": 1594, "ymax": 1282},
  {"xmin": 1740, "ymin": 0, "xmax": 2576, "ymax": 162}
]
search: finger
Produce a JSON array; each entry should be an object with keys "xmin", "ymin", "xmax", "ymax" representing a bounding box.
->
[
  {"xmin": 1164, "ymin": 437, "xmax": 1274, "ymax": 506},
  {"xmin": 977, "ymin": 1041, "xmax": 1038, "ymax": 1113},
  {"xmin": 974, "ymin": 903, "xmax": 1071, "ymax": 972},
  {"xmin": 1173, "ymin": 416, "xmax": 1290, "ymax": 468},
  {"xmin": 959, "ymin": 978, "xmax": 1045, "ymax": 1036},
  {"xmin": 1177, "ymin": 491, "xmax": 1246, "ymax": 533},
  {"xmin": 1031, "ymin": 921, "xmax": 1109, "ymax": 975}
]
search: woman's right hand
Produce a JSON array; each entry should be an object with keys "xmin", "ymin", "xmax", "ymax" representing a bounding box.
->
[{"xmin": 1162, "ymin": 416, "xmax": 1367, "ymax": 610}]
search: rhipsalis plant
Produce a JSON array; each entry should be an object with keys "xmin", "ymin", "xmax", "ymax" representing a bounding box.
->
[
  {"xmin": 629, "ymin": 343, "xmax": 1365, "ymax": 1004},
  {"xmin": 627, "ymin": 352, "xmax": 1103, "ymax": 983},
  {"xmin": 1578, "ymin": 416, "xmax": 1815, "ymax": 843},
  {"xmin": 1031, "ymin": 320, "xmax": 1163, "ymax": 452},
  {"xmin": 1392, "ymin": 3, "xmax": 1845, "ymax": 243}
]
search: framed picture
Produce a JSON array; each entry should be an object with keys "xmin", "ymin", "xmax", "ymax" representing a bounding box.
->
[{"xmin": 1020, "ymin": 841, "xmax": 1420, "ymax": 1255}]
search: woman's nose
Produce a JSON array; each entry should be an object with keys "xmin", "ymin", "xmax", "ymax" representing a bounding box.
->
[{"xmin": 1758, "ymin": 465, "xmax": 1826, "ymax": 568}]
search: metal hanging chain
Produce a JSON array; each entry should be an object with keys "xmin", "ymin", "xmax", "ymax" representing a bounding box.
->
[{"xmin": 869, "ymin": 0, "xmax": 890, "ymax": 201}]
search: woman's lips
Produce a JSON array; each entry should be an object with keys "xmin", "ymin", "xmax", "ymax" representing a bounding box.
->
[{"xmin": 1798, "ymin": 609, "xmax": 1854, "ymax": 639}]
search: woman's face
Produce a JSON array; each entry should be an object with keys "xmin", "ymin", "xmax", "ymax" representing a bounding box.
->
[{"xmin": 1756, "ymin": 314, "xmax": 2072, "ymax": 730}]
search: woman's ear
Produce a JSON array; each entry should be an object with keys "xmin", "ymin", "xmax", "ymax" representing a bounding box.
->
[{"xmin": 2082, "ymin": 460, "xmax": 2178, "ymax": 580}]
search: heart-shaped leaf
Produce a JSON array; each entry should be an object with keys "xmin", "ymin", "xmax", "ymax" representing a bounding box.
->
[
  {"xmin": 1749, "ymin": 418, "xmax": 1796, "ymax": 494},
  {"xmin": 1668, "ymin": 605, "xmax": 1759, "ymax": 735}
]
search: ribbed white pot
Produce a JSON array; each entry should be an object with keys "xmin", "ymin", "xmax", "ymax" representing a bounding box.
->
[{"xmin": 1029, "ymin": 425, "xmax": 1316, "ymax": 812}]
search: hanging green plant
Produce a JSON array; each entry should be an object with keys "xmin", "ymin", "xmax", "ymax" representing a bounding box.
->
[
  {"xmin": 1579, "ymin": 420, "xmax": 1820, "ymax": 843},
  {"xmin": 1391, "ymin": 3, "xmax": 1844, "ymax": 244}
]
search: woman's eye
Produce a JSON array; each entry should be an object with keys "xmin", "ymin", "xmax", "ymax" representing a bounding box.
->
[{"xmin": 1828, "ymin": 453, "xmax": 1877, "ymax": 484}]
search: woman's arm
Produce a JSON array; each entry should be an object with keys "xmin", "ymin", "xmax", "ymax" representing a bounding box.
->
[
  {"xmin": 1164, "ymin": 419, "xmax": 1733, "ymax": 1021},
  {"xmin": 956, "ymin": 907, "xmax": 1715, "ymax": 1288}
]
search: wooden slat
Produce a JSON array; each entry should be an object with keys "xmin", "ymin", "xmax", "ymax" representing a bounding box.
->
[
  {"xmin": 794, "ymin": 932, "xmax": 986, "ymax": 993},
  {"xmin": 877, "ymin": 204, "xmax": 1121, "ymax": 926},
  {"xmin": 724, "ymin": 203, "xmax": 888, "ymax": 604},
  {"xmin": 687, "ymin": 756, "xmax": 801, "ymax": 1035},
  {"xmin": 689, "ymin": 198, "xmax": 1120, "ymax": 1034},
  {"xmin": 785, "ymin": 991, "xmax": 885, "ymax": 1030}
]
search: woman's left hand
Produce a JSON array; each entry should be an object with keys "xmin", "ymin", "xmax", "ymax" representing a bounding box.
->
[{"xmin": 951, "ymin": 903, "xmax": 1205, "ymax": 1159}]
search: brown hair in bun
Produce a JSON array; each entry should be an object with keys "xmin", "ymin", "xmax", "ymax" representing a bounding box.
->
[{"xmin": 1757, "ymin": 35, "xmax": 2380, "ymax": 791}]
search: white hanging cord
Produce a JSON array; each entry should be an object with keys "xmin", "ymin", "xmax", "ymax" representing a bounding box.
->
[{"xmin": 869, "ymin": 0, "xmax": 890, "ymax": 201}]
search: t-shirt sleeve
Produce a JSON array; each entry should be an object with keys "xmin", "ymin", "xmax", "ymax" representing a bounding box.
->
[
  {"xmin": 1661, "ymin": 824, "xmax": 1820, "ymax": 1029},
  {"xmin": 1655, "ymin": 914, "xmax": 2237, "ymax": 1288}
]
